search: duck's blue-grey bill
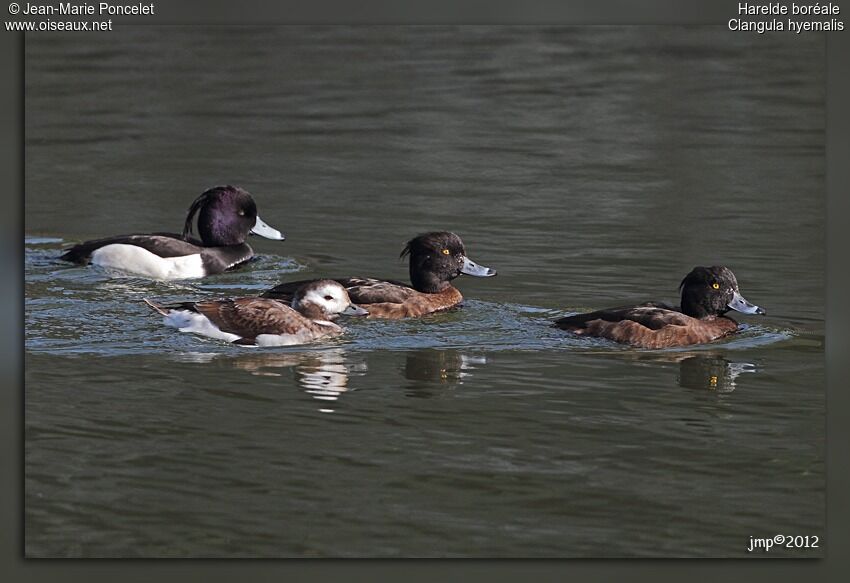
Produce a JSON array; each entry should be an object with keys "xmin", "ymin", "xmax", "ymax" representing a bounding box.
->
[
  {"xmin": 460, "ymin": 256, "xmax": 497, "ymax": 277},
  {"xmin": 342, "ymin": 304, "xmax": 369, "ymax": 316},
  {"xmin": 728, "ymin": 290, "xmax": 765, "ymax": 315},
  {"xmin": 251, "ymin": 216, "xmax": 285, "ymax": 240}
]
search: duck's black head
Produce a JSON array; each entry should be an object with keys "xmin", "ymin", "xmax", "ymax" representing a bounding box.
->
[
  {"xmin": 400, "ymin": 231, "xmax": 496, "ymax": 293},
  {"xmin": 182, "ymin": 185, "xmax": 284, "ymax": 247},
  {"xmin": 679, "ymin": 266, "xmax": 765, "ymax": 319}
]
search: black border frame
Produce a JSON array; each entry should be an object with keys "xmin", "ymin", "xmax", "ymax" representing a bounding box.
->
[{"xmin": 4, "ymin": 1, "xmax": 847, "ymax": 580}]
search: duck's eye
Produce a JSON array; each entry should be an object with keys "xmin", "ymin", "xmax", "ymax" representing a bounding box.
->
[
  {"xmin": 237, "ymin": 210, "xmax": 246, "ymax": 216},
  {"xmin": 711, "ymin": 282, "xmax": 720, "ymax": 290},
  {"xmin": 323, "ymin": 295, "xmax": 334, "ymax": 301},
  {"xmin": 441, "ymin": 249, "xmax": 451, "ymax": 255}
]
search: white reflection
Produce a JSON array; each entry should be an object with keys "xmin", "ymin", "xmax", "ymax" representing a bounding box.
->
[{"xmin": 227, "ymin": 348, "xmax": 364, "ymax": 410}]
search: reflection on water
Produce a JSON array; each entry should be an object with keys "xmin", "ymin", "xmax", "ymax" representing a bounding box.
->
[
  {"xmin": 227, "ymin": 349, "xmax": 365, "ymax": 411},
  {"xmin": 192, "ymin": 348, "xmax": 489, "ymax": 408},
  {"xmin": 678, "ymin": 354, "xmax": 757, "ymax": 393},
  {"xmin": 625, "ymin": 350, "xmax": 758, "ymax": 393},
  {"xmin": 404, "ymin": 350, "xmax": 487, "ymax": 387}
]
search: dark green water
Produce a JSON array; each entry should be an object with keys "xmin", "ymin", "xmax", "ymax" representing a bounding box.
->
[{"xmin": 25, "ymin": 26, "xmax": 824, "ymax": 557}]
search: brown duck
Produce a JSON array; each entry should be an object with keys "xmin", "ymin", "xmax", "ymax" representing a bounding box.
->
[
  {"xmin": 144, "ymin": 280, "xmax": 367, "ymax": 346},
  {"xmin": 554, "ymin": 266, "xmax": 765, "ymax": 348},
  {"xmin": 261, "ymin": 232, "xmax": 496, "ymax": 319}
]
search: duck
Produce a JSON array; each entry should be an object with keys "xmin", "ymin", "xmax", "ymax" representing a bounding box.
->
[
  {"xmin": 260, "ymin": 231, "xmax": 496, "ymax": 319},
  {"xmin": 59, "ymin": 185, "xmax": 284, "ymax": 279},
  {"xmin": 143, "ymin": 280, "xmax": 368, "ymax": 347},
  {"xmin": 554, "ymin": 266, "xmax": 765, "ymax": 348}
]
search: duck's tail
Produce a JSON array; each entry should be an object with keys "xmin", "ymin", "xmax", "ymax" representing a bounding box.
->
[{"xmin": 142, "ymin": 298, "xmax": 170, "ymax": 316}]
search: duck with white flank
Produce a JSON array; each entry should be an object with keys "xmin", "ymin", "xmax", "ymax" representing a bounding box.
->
[
  {"xmin": 60, "ymin": 185, "xmax": 284, "ymax": 279},
  {"xmin": 144, "ymin": 280, "xmax": 367, "ymax": 347}
]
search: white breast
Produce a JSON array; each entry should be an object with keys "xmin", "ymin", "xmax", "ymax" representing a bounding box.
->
[{"xmin": 91, "ymin": 244, "xmax": 206, "ymax": 280}]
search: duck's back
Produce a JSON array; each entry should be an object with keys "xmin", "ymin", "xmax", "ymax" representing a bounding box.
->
[
  {"xmin": 59, "ymin": 233, "xmax": 203, "ymax": 264},
  {"xmin": 194, "ymin": 298, "xmax": 323, "ymax": 337},
  {"xmin": 263, "ymin": 277, "xmax": 414, "ymax": 304},
  {"xmin": 262, "ymin": 277, "xmax": 462, "ymax": 318},
  {"xmin": 164, "ymin": 297, "xmax": 336, "ymax": 346}
]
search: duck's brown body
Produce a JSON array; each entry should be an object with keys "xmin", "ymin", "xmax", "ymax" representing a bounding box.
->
[
  {"xmin": 555, "ymin": 303, "xmax": 739, "ymax": 349},
  {"xmin": 193, "ymin": 297, "xmax": 341, "ymax": 343},
  {"xmin": 347, "ymin": 284, "xmax": 463, "ymax": 319}
]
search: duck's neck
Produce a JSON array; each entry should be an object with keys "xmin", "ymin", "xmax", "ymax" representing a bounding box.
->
[
  {"xmin": 410, "ymin": 270, "xmax": 453, "ymax": 294},
  {"xmin": 682, "ymin": 303, "xmax": 706, "ymax": 319},
  {"xmin": 681, "ymin": 299, "xmax": 727, "ymax": 321},
  {"xmin": 295, "ymin": 303, "xmax": 331, "ymax": 321}
]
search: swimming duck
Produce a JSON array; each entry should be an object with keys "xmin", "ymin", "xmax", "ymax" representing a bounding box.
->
[
  {"xmin": 261, "ymin": 231, "xmax": 496, "ymax": 319},
  {"xmin": 554, "ymin": 266, "xmax": 765, "ymax": 348},
  {"xmin": 144, "ymin": 280, "xmax": 367, "ymax": 346},
  {"xmin": 59, "ymin": 185, "xmax": 284, "ymax": 279}
]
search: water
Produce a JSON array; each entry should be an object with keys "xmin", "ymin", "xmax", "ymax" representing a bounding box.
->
[{"xmin": 24, "ymin": 26, "xmax": 825, "ymax": 557}]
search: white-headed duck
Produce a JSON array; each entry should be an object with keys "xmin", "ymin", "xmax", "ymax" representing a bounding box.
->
[{"xmin": 144, "ymin": 280, "xmax": 367, "ymax": 346}]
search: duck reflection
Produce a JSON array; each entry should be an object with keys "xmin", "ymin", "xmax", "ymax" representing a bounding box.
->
[
  {"xmin": 228, "ymin": 348, "xmax": 365, "ymax": 407},
  {"xmin": 404, "ymin": 349, "xmax": 487, "ymax": 393},
  {"xmin": 621, "ymin": 350, "xmax": 758, "ymax": 393},
  {"xmin": 676, "ymin": 354, "xmax": 757, "ymax": 393}
]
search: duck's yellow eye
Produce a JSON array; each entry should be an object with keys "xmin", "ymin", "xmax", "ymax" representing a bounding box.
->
[
  {"xmin": 711, "ymin": 282, "xmax": 720, "ymax": 290},
  {"xmin": 441, "ymin": 249, "xmax": 451, "ymax": 255}
]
